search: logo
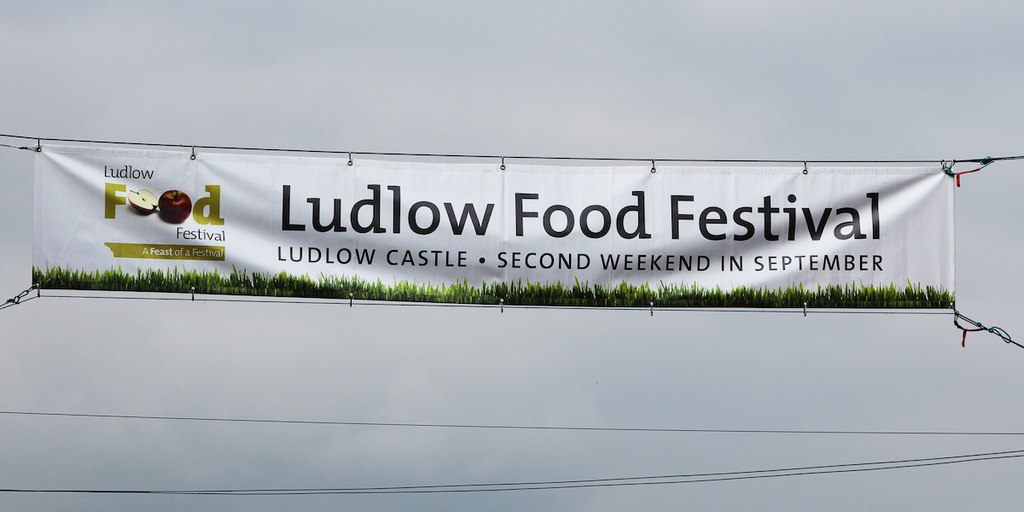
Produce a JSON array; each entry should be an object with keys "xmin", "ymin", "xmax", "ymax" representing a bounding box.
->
[
  {"xmin": 105, "ymin": 183, "xmax": 224, "ymax": 225},
  {"xmin": 103, "ymin": 183, "xmax": 227, "ymax": 262}
]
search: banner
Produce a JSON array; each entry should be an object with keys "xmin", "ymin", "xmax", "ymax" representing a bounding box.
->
[{"xmin": 33, "ymin": 145, "xmax": 955, "ymax": 308}]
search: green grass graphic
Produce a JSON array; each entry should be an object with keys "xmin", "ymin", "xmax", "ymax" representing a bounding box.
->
[{"xmin": 32, "ymin": 266, "xmax": 954, "ymax": 309}]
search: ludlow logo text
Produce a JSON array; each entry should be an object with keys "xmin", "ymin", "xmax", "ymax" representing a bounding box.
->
[{"xmin": 105, "ymin": 184, "xmax": 224, "ymax": 225}]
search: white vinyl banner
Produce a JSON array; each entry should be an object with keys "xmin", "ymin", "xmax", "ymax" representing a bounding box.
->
[{"xmin": 33, "ymin": 145, "xmax": 955, "ymax": 308}]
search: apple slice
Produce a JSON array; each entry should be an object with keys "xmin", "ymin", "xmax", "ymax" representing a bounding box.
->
[{"xmin": 128, "ymin": 189, "xmax": 158, "ymax": 214}]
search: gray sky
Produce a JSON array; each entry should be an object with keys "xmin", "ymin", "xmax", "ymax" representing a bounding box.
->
[{"xmin": 2, "ymin": 1, "xmax": 1023, "ymax": 510}]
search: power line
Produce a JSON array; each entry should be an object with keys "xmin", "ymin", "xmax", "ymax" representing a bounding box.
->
[
  {"xmin": 2, "ymin": 409, "xmax": 1021, "ymax": 437},
  {"xmin": 1, "ymin": 449, "xmax": 1020, "ymax": 495},
  {"xmin": 0, "ymin": 131, "xmax": 1014, "ymax": 164}
]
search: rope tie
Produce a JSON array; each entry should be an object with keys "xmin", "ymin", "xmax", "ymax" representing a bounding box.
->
[
  {"xmin": 953, "ymin": 310, "xmax": 1021, "ymax": 350},
  {"xmin": 944, "ymin": 157, "xmax": 994, "ymax": 188}
]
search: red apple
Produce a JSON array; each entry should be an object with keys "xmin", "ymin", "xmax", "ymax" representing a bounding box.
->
[
  {"xmin": 127, "ymin": 189, "xmax": 158, "ymax": 214},
  {"xmin": 158, "ymin": 190, "xmax": 192, "ymax": 223}
]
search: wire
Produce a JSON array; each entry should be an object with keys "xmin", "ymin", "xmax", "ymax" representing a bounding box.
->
[
  {"xmin": 974, "ymin": 155, "xmax": 1024, "ymax": 162},
  {"xmin": 0, "ymin": 449, "xmax": 1020, "ymax": 495},
  {"xmin": 32, "ymin": 291, "xmax": 952, "ymax": 315},
  {"xmin": 2, "ymin": 409, "xmax": 1021, "ymax": 437},
  {"xmin": 0, "ymin": 285, "xmax": 39, "ymax": 311},
  {"xmin": 0, "ymin": 131, "xmax": 1009, "ymax": 164}
]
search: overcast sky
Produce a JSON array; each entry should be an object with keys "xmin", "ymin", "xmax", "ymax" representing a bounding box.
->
[{"xmin": 2, "ymin": 2, "xmax": 1024, "ymax": 511}]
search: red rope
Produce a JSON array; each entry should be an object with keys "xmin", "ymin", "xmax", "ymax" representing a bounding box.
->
[
  {"xmin": 960, "ymin": 327, "xmax": 985, "ymax": 348},
  {"xmin": 953, "ymin": 311, "xmax": 986, "ymax": 348},
  {"xmin": 954, "ymin": 166, "xmax": 985, "ymax": 187}
]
